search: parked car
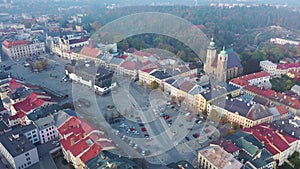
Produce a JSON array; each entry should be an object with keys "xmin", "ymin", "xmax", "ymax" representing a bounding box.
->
[
  {"xmin": 164, "ymin": 115, "xmax": 170, "ymax": 120},
  {"xmin": 141, "ymin": 127, "xmax": 147, "ymax": 132}
]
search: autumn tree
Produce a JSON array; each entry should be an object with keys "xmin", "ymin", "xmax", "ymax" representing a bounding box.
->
[{"xmin": 150, "ymin": 81, "xmax": 159, "ymax": 90}]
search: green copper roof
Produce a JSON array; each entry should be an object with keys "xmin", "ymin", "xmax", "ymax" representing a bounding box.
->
[
  {"xmin": 209, "ymin": 37, "xmax": 215, "ymax": 47},
  {"xmin": 220, "ymin": 46, "xmax": 227, "ymax": 56},
  {"xmin": 235, "ymin": 137, "xmax": 259, "ymax": 156}
]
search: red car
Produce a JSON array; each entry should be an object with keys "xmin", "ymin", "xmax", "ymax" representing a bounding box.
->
[
  {"xmin": 193, "ymin": 133, "xmax": 200, "ymax": 138},
  {"xmin": 164, "ymin": 115, "xmax": 170, "ymax": 120},
  {"xmin": 130, "ymin": 128, "xmax": 136, "ymax": 131},
  {"xmin": 141, "ymin": 127, "xmax": 147, "ymax": 132}
]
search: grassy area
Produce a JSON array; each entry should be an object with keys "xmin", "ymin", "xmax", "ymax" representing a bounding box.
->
[
  {"xmin": 289, "ymin": 152, "xmax": 300, "ymax": 169},
  {"xmin": 270, "ymin": 75, "xmax": 300, "ymax": 92},
  {"xmin": 279, "ymin": 163, "xmax": 293, "ymax": 169}
]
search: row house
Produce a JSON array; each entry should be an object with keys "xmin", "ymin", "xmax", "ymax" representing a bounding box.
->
[
  {"xmin": 208, "ymin": 98, "xmax": 273, "ymax": 128},
  {"xmin": 260, "ymin": 60, "xmax": 300, "ymax": 77},
  {"xmin": 221, "ymin": 132, "xmax": 276, "ymax": 169},
  {"xmin": 2, "ymin": 39, "xmax": 45, "ymax": 59},
  {"xmin": 229, "ymin": 71, "xmax": 271, "ymax": 88},
  {"xmin": 58, "ymin": 116, "xmax": 116, "ymax": 169},
  {"xmin": 243, "ymin": 124, "xmax": 298, "ymax": 166},
  {"xmin": 198, "ymin": 145, "xmax": 243, "ymax": 169}
]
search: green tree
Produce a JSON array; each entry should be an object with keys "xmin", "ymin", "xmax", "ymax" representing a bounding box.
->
[{"xmin": 150, "ymin": 81, "xmax": 159, "ymax": 90}]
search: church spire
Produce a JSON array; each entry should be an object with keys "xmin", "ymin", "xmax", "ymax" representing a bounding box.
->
[{"xmin": 209, "ymin": 36, "xmax": 215, "ymax": 48}]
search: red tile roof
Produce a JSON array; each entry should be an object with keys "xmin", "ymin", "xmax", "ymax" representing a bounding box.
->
[
  {"xmin": 245, "ymin": 86, "xmax": 276, "ymax": 98},
  {"xmin": 12, "ymin": 92, "xmax": 53, "ymax": 114},
  {"xmin": 80, "ymin": 143, "xmax": 103, "ymax": 163},
  {"xmin": 118, "ymin": 55, "xmax": 128, "ymax": 59},
  {"xmin": 230, "ymin": 71, "xmax": 270, "ymax": 87},
  {"xmin": 133, "ymin": 51, "xmax": 152, "ymax": 57},
  {"xmin": 58, "ymin": 116, "xmax": 115, "ymax": 164},
  {"xmin": 69, "ymin": 38, "xmax": 88, "ymax": 45},
  {"xmin": 8, "ymin": 112, "xmax": 26, "ymax": 120},
  {"xmin": 3, "ymin": 40, "xmax": 30, "ymax": 48},
  {"xmin": 243, "ymin": 124, "xmax": 297, "ymax": 155},
  {"xmin": 275, "ymin": 105, "xmax": 289, "ymax": 115},
  {"xmin": 8, "ymin": 79, "xmax": 23, "ymax": 91},
  {"xmin": 80, "ymin": 46, "xmax": 100, "ymax": 58},
  {"xmin": 241, "ymin": 71, "xmax": 270, "ymax": 79},
  {"xmin": 141, "ymin": 67, "xmax": 156, "ymax": 73},
  {"xmin": 178, "ymin": 81, "xmax": 195, "ymax": 93},
  {"xmin": 213, "ymin": 139, "xmax": 240, "ymax": 154},
  {"xmin": 120, "ymin": 61, "xmax": 139, "ymax": 70},
  {"xmin": 277, "ymin": 63, "xmax": 300, "ymax": 70},
  {"xmin": 58, "ymin": 116, "xmax": 93, "ymax": 136}
]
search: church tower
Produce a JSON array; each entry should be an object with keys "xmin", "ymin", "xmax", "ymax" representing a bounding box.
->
[
  {"xmin": 216, "ymin": 46, "xmax": 228, "ymax": 82},
  {"xmin": 204, "ymin": 37, "xmax": 217, "ymax": 76}
]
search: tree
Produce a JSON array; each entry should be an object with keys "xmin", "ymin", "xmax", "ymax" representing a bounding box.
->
[
  {"xmin": 209, "ymin": 109, "xmax": 220, "ymax": 122},
  {"xmin": 150, "ymin": 81, "xmax": 159, "ymax": 90},
  {"xmin": 202, "ymin": 110, "xmax": 208, "ymax": 117},
  {"xmin": 220, "ymin": 116, "xmax": 228, "ymax": 125},
  {"xmin": 140, "ymin": 81, "xmax": 144, "ymax": 86},
  {"xmin": 232, "ymin": 122, "xmax": 240, "ymax": 130}
]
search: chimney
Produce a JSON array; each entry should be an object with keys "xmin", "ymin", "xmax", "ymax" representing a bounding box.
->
[
  {"xmin": 89, "ymin": 39, "xmax": 93, "ymax": 48},
  {"xmin": 70, "ymin": 138, "xmax": 75, "ymax": 146}
]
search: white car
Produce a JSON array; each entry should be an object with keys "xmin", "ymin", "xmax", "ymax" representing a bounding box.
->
[{"xmin": 184, "ymin": 112, "xmax": 190, "ymax": 117}]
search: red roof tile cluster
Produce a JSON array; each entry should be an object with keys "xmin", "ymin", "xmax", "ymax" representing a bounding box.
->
[
  {"xmin": 275, "ymin": 105, "xmax": 289, "ymax": 115},
  {"xmin": 8, "ymin": 112, "xmax": 26, "ymax": 121},
  {"xmin": 12, "ymin": 92, "xmax": 53, "ymax": 114},
  {"xmin": 141, "ymin": 67, "xmax": 156, "ymax": 73},
  {"xmin": 2, "ymin": 40, "xmax": 30, "ymax": 48},
  {"xmin": 212, "ymin": 139, "xmax": 240, "ymax": 154},
  {"xmin": 120, "ymin": 61, "xmax": 139, "ymax": 70},
  {"xmin": 243, "ymin": 124, "xmax": 297, "ymax": 155},
  {"xmin": 245, "ymin": 85, "xmax": 300, "ymax": 109},
  {"xmin": 69, "ymin": 38, "xmax": 88, "ymax": 45},
  {"xmin": 230, "ymin": 71, "xmax": 270, "ymax": 87},
  {"xmin": 8, "ymin": 79, "xmax": 23, "ymax": 92},
  {"xmin": 58, "ymin": 116, "xmax": 115, "ymax": 164},
  {"xmin": 288, "ymin": 69, "xmax": 300, "ymax": 78},
  {"xmin": 245, "ymin": 86, "xmax": 276, "ymax": 98},
  {"xmin": 80, "ymin": 46, "xmax": 100, "ymax": 58},
  {"xmin": 178, "ymin": 81, "xmax": 196, "ymax": 93},
  {"xmin": 118, "ymin": 55, "xmax": 128, "ymax": 59},
  {"xmin": 277, "ymin": 63, "xmax": 300, "ymax": 70},
  {"xmin": 133, "ymin": 51, "xmax": 152, "ymax": 57}
]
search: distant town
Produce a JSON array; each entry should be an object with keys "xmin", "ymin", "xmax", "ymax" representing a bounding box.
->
[{"xmin": 0, "ymin": 1, "xmax": 300, "ymax": 169}]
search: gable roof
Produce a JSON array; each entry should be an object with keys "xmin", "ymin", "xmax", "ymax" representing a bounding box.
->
[
  {"xmin": 80, "ymin": 45, "xmax": 100, "ymax": 58},
  {"xmin": 3, "ymin": 39, "xmax": 30, "ymax": 48},
  {"xmin": 178, "ymin": 81, "xmax": 196, "ymax": 93}
]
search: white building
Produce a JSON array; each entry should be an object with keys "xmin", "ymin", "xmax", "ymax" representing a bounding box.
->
[
  {"xmin": 270, "ymin": 38, "xmax": 300, "ymax": 46},
  {"xmin": 34, "ymin": 116, "xmax": 57, "ymax": 144},
  {"xmin": 0, "ymin": 133, "xmax": 39, "ymax": 169},
  {"xmin": 2, "ymin": 39, "xmax": 45, "ymax": 59},
  {"xmin": 260, "ymin": 60, "xmax": 277, "ymax": 76}
]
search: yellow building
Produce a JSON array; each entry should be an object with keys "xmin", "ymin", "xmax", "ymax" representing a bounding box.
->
[
  {"xmin": 208, "ymin": 98, "xmax": 273, "ymax": 128},
  {"xmin": 194, "ymin": 85, "xmax": 240, "ymax": 113}
]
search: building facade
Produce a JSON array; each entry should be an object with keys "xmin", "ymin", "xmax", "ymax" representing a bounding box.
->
[
  {"xmin": 204, "ymin": 38, "xmax": 243, "ymax": 82},
  {"xmin": 198, "ymin": 145, "xmax": 243, "ymax": 169},
  {"xmin": 2, "ymin": 39, "xmax": 45, "ymax": 59}
]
